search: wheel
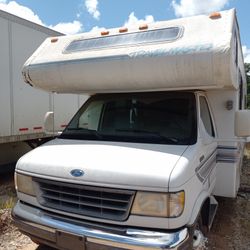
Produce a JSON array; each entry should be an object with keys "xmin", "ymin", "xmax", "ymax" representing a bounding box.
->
[{"xmin": 192, "ymin": 215, "xmax": 208, "ymax": 249}]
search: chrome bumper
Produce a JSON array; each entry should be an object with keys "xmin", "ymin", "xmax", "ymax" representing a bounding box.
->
[{"xmin": 12, "ymin": 201, "xmax": 190, "ymax": 250}]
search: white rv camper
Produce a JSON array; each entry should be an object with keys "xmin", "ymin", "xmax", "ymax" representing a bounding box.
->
[{"xmin": 13, "ymin": 9, "xmax": 250, "ymax": 249}]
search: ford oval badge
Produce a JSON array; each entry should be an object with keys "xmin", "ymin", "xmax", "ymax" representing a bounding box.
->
[{"xmin": 70, "ymin": 169, "xmax": 84, "ymax": 177}]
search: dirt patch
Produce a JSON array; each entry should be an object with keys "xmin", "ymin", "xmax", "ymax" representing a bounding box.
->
[
  {"xmin": 207, "ymin": 195, "xmax": 250, "ymax": 249},
  {"xmin": 207, "ymin": 150, "xmax": 250, "ymax": 250},
  {"xmin": 0, "ymin": 172, "xmax": 33, "ymax": 250},
  {"xmin": 0, "ymin": 209, "xmax": 34, "ymax": 250},
  {"xmin": 0, "ymin": 209, "xmax": 11, "ymax": 234}
]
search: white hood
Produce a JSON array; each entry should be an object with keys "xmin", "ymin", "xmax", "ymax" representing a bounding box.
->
[{"xmin": 16, "ymin": 139, "xmax": 188, "ymax": 191}]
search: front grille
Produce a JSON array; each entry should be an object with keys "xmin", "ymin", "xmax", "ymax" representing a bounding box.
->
[{"xmin": 35, "ymin": 178, "xmax": 135, "ymax": 221}]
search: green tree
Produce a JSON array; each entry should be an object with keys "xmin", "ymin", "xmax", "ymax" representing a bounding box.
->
[{"xmin": 245, "ymin": 63, "xmax": 250, "ymax": 108}]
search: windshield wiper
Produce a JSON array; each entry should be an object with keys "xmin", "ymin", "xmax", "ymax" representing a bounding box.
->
[
  {"xmin": 115, "ymin": 129, "xmax": 179, "ymax": 143},
  {"xmin": 63, "ymin": 127, "xmax": 103, "ymax": 139}
]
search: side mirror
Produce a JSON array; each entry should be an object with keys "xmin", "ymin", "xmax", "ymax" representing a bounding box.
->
[
  {"xmin": 44, "ymin": 111, "xmax": 54, "ymax": 134},
  {"xmin": 235, "ymin": 110, "xmax": 250, "ymax": 137}
]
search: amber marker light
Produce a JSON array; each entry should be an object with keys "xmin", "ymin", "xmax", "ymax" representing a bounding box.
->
[
  {"xmin": 51, "ymin": 37, "xmax": 58, "ymax": 43},
  {"xmin": 139, "ymin": 24, "xmax": 148, "ymax": 30},
  {"xmin": 101, "ymin": 30, "xmax": 109, "ymax": 36},
  {"xmin": 119, "ymin": 27, "xmax": 128, "ymax": 33},
  {"xmin": 209, "ymin": 12, "xmax": 221, "ymax": 19}
]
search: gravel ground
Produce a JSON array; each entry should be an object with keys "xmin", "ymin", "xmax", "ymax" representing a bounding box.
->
[
  {"xmin": 0, "ymin": 150, "xmax": 250, "ymax": 250},
  {"xmin": 0, "ymin": 172, "xmax": 33, "ymax": 250},
  {"xmin": 0, "ymin": 209, "xmax": 34, "ymax": 250},
  {"xmin": 207, "ymin": 153, "xmax": 250, "ymax": 249},
  {"xmin": 0, "ymin": 173, "xmax": 48, "ymax": 250}
]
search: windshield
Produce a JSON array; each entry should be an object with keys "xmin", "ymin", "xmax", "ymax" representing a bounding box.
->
[{"xmin": 60, "ymin": 92, "xmax": 197, "ymax": 145}]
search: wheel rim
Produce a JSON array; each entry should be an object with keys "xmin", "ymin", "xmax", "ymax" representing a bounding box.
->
[{"xmin": 193, "ymin": 229, "xmax": 204, "ymax": 248}]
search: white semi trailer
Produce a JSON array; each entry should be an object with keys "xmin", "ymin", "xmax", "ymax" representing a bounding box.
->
[{"xmin": 0, "ymin": 10, "xmax": 86, "ymax": 170}]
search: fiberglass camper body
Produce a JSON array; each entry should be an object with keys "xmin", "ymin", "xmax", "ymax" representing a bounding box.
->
[{"xmin": 13, "ymin": 9, "xmax": 250, "ymax": 249}]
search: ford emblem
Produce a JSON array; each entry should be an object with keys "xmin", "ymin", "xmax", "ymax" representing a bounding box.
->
[{"xmin": 70, "ymin": 169, "xmax": 84, "ymax": 177}]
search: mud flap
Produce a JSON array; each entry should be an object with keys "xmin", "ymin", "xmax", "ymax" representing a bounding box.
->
[{"xmin": 208, "ymin": 196, "xmax": 218, "ymax": 230}]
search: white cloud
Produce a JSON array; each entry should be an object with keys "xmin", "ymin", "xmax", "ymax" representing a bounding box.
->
[
  {"xmin": 0, "ymin": 1, "xmax": 43, "ymax": 25},
  {"xmin": 50, "ymin": 21, "xmax": 83, "ymax": 35},
  {"xmin": 242, "ymin": 46, "xmax": 250, "ymax": 64},
  {"xmin": 124, "ymin": 12, "xmax": 154, "ymax": 27},
  {"xmin": 0, "ymin": 1, "xmax": 83, "ymax": 35},
  {"xmin": 89, "ymin": 26, "xmax": 106, "ymax": 33},
  {"xmin": 172, "ymin": 0, "xmax": 229, "ymax": 17},
  {"xmin": 85, "ymin": 0, "xmax": 100, "ymax": 20}
]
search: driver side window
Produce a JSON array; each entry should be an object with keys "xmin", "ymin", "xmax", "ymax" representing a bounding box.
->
[
  {"xmin": 78, "ymin": 101, "xmax": 104, "ymax": 130},
  {"xmin": 199, "ymin": 96, "xmax": 215, "ymax": 137}
]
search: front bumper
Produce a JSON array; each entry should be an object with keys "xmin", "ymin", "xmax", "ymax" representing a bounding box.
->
[{"xmin": 12, "ymin": 201, "xmax": 191, "ymax": 250}]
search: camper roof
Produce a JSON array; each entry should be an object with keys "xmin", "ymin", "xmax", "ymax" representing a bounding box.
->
[{"xmin": 23, "ymin": 9, "xmax": 245, "ymax": 94}]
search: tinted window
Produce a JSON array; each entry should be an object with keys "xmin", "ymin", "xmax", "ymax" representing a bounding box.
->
[
  {"xmin": 65, "ymin": 27, "xmax": 181, "ymax": 53},
  {"xmin": 199, "ymin": 96, "xmax": 215, "ymax": 137},
  {"xmin": 61, "ymin": 92, "xmax": 197, "ymax": 145}
]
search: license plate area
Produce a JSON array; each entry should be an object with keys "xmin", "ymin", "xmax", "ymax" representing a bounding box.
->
[{"xmin": 56, "ymin": 230, "xmax": 85, "ymax": 250}]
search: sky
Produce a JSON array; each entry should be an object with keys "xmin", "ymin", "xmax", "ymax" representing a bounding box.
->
[{"xmin": 0, "ymin": 0, "xmax": 249, "ymax": 63}]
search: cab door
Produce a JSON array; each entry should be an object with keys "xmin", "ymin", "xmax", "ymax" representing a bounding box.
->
[{"xmin": 196, "ymin": 94, "xmax": 217, "ymax": 191}]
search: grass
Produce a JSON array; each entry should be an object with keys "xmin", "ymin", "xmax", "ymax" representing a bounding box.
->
[
  {"xmin": 0, "ymin": 180, "xmax": 17, "ymax": 210},
  {"xmin": 245, "ymin": 143, "xmax": 250, "ymax": 158},
  {"xmin": 0, "ymin": 196, "xmax": 17, "ymax": 209}
]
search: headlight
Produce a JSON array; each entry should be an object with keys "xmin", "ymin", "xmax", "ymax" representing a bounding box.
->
[
  {"xmin": 131, "ymin": 191, "xmax": 185, "ymax": 218},
  {"xmin": 15, "ymin": 173, "xmax": 36, "ymax": 196}
]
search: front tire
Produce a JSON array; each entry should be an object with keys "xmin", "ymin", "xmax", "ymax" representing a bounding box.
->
[{"xmin": 192, "ymin": 215, "xmax": 207, "ymax": 249}]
